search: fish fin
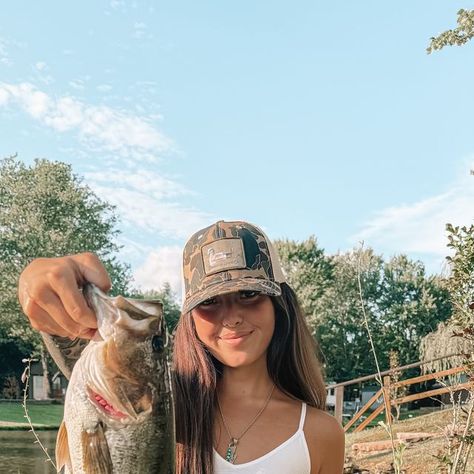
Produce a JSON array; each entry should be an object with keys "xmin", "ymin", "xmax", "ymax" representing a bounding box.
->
[
  {"xmin": 82, "ymin": 423, "xmax": 113, "ymax": 474},
  {"xmin": 55, "ymin": 421, "xmax": 71, "ymax": 473}
]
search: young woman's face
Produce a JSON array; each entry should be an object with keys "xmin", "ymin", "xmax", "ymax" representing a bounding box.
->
[{"xmin": 191, "ymin": 291, "xmax": 275, "ymax": 368}]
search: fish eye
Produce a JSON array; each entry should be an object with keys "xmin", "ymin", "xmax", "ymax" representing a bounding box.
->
[{"xmin": 151, "ymin": 335, "xmax": 164, "ymax": 353}]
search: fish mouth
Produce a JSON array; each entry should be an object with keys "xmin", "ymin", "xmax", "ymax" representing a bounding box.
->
[{"xmin": 87, "ymin": 387, "xmax": 129, "ymax": 421}]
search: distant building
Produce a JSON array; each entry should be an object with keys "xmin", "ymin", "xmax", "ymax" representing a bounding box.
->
[
  {"xmin": 29, "ymin": 362, "xmax": 67, "ymax": 400},
  {"xmin": 326, "ymin": 382, "xmax": 336, "ymax": 408},
  {"xmin": 361, "ymin": 384, "xmax": 382, "ymax": 407}
]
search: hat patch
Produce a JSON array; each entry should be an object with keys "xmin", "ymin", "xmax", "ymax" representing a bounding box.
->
[{"xmin": 202, "ymin": 239, "xmax": 246, "ymax": 275}]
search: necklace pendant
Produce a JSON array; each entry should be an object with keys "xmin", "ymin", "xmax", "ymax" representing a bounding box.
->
[{"xmin": 225, "ymin": 438, "xmax": 238, "ymax": 464}]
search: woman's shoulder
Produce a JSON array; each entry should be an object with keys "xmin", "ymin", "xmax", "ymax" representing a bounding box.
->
[
  {"xmin": 304, "ymin": 406, "xmax": 345, "ymax": 473},
  {"xmin": 304, "ymin": 406, "xmax": 344, "ymax": 443}
]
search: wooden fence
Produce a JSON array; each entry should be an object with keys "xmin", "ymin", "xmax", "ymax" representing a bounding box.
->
[{"xmin": 327, "ymin": 355, "xmax": 473, "ymax": 433}]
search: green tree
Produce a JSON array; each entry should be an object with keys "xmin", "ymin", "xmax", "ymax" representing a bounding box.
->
[
  {"xmin": 0, "ymin": 156, "xmax": 132, "ymax": 397},
  {"xmin": 274, "ymin": 236, "xmax": 334, "ymax": 330},
  {"xmin": 275, "ymin": 239, "xmax": 383, "ymax": 380},
  {"xmin": 276, "ymin": 238, "xmax": 452, "ymax": 382},
  {"xmin": 445, "ymin": 223, "xmax": 474, "ymax": 326},
  {"xmin": 316, "ymin": 248, "xmax": 385, "ymax": 381},
  {"xmin": 377, "ymin": 255, "xmax": 452, "ymax": 368},
  {"xmin": 323, "ymin": 251, "xmax": 451, "ymax": 381},
  {"xmin": 427, "ymin": 9, "xmax": 474, "ymax": 54},
  {"xmin": 419, "ymin": 223, "xmax": 474, "ymax": 471},
  {"xmin": 420, "ymin": 223, "xmax": 474, "ymax": 372}
]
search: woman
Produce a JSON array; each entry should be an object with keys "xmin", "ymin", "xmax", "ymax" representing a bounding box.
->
[{"xmin": 19, "ymin": 220, "xmax": 345, "ymax": 473}]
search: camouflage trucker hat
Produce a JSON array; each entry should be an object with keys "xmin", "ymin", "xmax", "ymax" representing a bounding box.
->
[{"xmin": 181, "ymin": 220, "xmax": 286, "ymax": 313}]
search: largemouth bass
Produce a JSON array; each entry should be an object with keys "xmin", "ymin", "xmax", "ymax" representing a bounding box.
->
[{"xmin": 54, "ymin": 284, "xmax": 175, "ymax": 474}]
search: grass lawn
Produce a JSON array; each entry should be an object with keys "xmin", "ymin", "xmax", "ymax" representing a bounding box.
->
[
  {"xmin": 0, "ymin": 401, "xmax": 63, "ymax": 428},
  {"xmin": 344, "ymin": 407, "xmax": 431, "ymax": 431}
]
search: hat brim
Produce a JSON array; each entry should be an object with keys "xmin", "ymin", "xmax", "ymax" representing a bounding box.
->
[{"xmin": 182, "ymin": 278, "xmax": 281, "ymax": 314}]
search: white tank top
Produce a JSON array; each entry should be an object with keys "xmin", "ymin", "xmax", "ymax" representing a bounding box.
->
[{"xmin": 213, "ymin": 402, "xmax": 311, "ymax": 474}]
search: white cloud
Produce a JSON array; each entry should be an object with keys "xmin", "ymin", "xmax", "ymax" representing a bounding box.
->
[
  {"xmin": 0, "ymin": 81, "xmax": 211, "ymax": 285},
  {"xmin": 115, "ymin": 236, "xmax": 154, "ymax": 263},
  {"xmin": 45, "ymin": 96, "xmax": 84, "ymax": 131},
  {"xmin": 86, "ymin": 176, "xmax": 211, "ymax": 239},
  {"xmin": 69, "ymin": 79, "xmax": 85, "ymax": 90},
  {"xmin": 32, "ymin": 61, "xmax": 54, "ymax": 85},
  {"xmin": 84, "ymin": 169, "xmax": 192, "ymax": 201},
  {"xmin": 83, "ymin": 168, "xmax": 213, "ymax": 278},
  {"xmin": 132, "ymin": 22, "xmax": 152, "ymax": 40},
  {"xmin": 0, "ymin": 82, "xmax": 172, "ymax": 159},
  {"xmin": 133, "ymin": 245, "xmax": 183, "ymax": 299},
  {"xmin": 1, "ymin": 83, "xmax": 51, "ymax": 118},
  {"xmin": 352, "ymin": 163, "xmax": 474, "ymax": 271},
  {"xmin": 110, "ymin": 0, "xmax": 126, "ymax": 9},
  {"xmin": 0, "ymin": 88, "xmax": 9, "ymax": 106}
]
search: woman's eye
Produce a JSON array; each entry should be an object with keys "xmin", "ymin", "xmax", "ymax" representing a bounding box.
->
[
  {"xmin": 199, "ymin": 297, "xmax": 217, "ymax": 307},
  {"xmin": 240, "ymin": 290, "xmax": 261, "ymax": 299}
]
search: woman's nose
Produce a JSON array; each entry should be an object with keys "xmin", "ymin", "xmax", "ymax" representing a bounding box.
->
[{"xmin": 221, "ymin": 299, "xmax": 244, "ymax": 328}]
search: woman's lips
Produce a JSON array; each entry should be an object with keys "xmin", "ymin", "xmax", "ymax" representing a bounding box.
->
[{"xmin": 219, "ymin": 331, "xmax": 253, "ymax": 345}]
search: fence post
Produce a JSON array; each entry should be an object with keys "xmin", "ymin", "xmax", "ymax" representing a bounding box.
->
[
  {"xmin": 335, "ymin": 385, "xmax": 344, "ymax": 424},
  {"xmin": 383, "ymin": 375, "xmax": 392, "ymax": 425}
]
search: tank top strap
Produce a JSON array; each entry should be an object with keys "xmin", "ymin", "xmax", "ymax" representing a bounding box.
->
[{"xmin": 298, "ymin": 402, "xmax": 307, "ymax": 431}]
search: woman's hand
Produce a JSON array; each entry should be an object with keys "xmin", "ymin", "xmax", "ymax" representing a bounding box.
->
[{"xmin": 18, "ymin": 252, "xmax": 111, "ymax": 339}]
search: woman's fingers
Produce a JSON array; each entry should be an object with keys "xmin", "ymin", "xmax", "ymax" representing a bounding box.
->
[
  {"xmin": 71, "ymin": 253, "xmax": 112, "ymax": 293},
  {"xmin": 46, "ymin": 263, "xmax": 97, "ymax": 329},
  {"xmin": 18, "ymin": 253, "xmax": 111, "ymax": 337},
  {"xmin": 22, "ymin": 295, "xmax": 71, "ymax": 338},
  {"xmin": 35, "ymin": 289, "xmax": 85, "ymax": 337}
]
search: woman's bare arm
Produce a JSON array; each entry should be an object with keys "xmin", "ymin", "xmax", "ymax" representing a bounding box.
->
[{"xmin": 306, "ymin": 408, "xmax": 345, "ymax": 474}]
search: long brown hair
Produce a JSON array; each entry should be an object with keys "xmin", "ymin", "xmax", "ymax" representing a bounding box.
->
[{"xmin": 172, "ymin": 282, "xmax": 326, "ymax": 474}]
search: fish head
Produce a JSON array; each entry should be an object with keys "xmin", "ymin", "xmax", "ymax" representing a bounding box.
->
[{"xmin": 82, "ymin": 284, "xmax": 169, "ymax": 425}]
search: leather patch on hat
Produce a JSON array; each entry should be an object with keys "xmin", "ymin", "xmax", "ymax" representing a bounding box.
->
[{"xmin": 202, "ymin": 239, "xmax": 246, "ymax": 275}]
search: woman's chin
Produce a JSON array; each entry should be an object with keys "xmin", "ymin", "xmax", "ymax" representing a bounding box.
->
[
  {"xmin": 223, "ymin": 358, "xmax": 250, "ymax": 368},
  {"xmin": 213, "ymin": 350, "xmax": 266, "ymax": 369}
]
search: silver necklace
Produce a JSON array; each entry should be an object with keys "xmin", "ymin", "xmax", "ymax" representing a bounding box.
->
[{"xmin": 216, "ymin": 384, "xmax": 275, "ymax": 464}]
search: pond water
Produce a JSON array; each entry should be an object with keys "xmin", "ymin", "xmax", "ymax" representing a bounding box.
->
[{"xmin": 0, "ymin": 430, "xmax": 57, "ymax": 473}]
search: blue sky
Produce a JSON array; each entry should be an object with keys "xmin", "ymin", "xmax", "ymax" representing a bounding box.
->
[{"xmin": 1, "ymin": 1, "xmax": 473, "ymax": 298}]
